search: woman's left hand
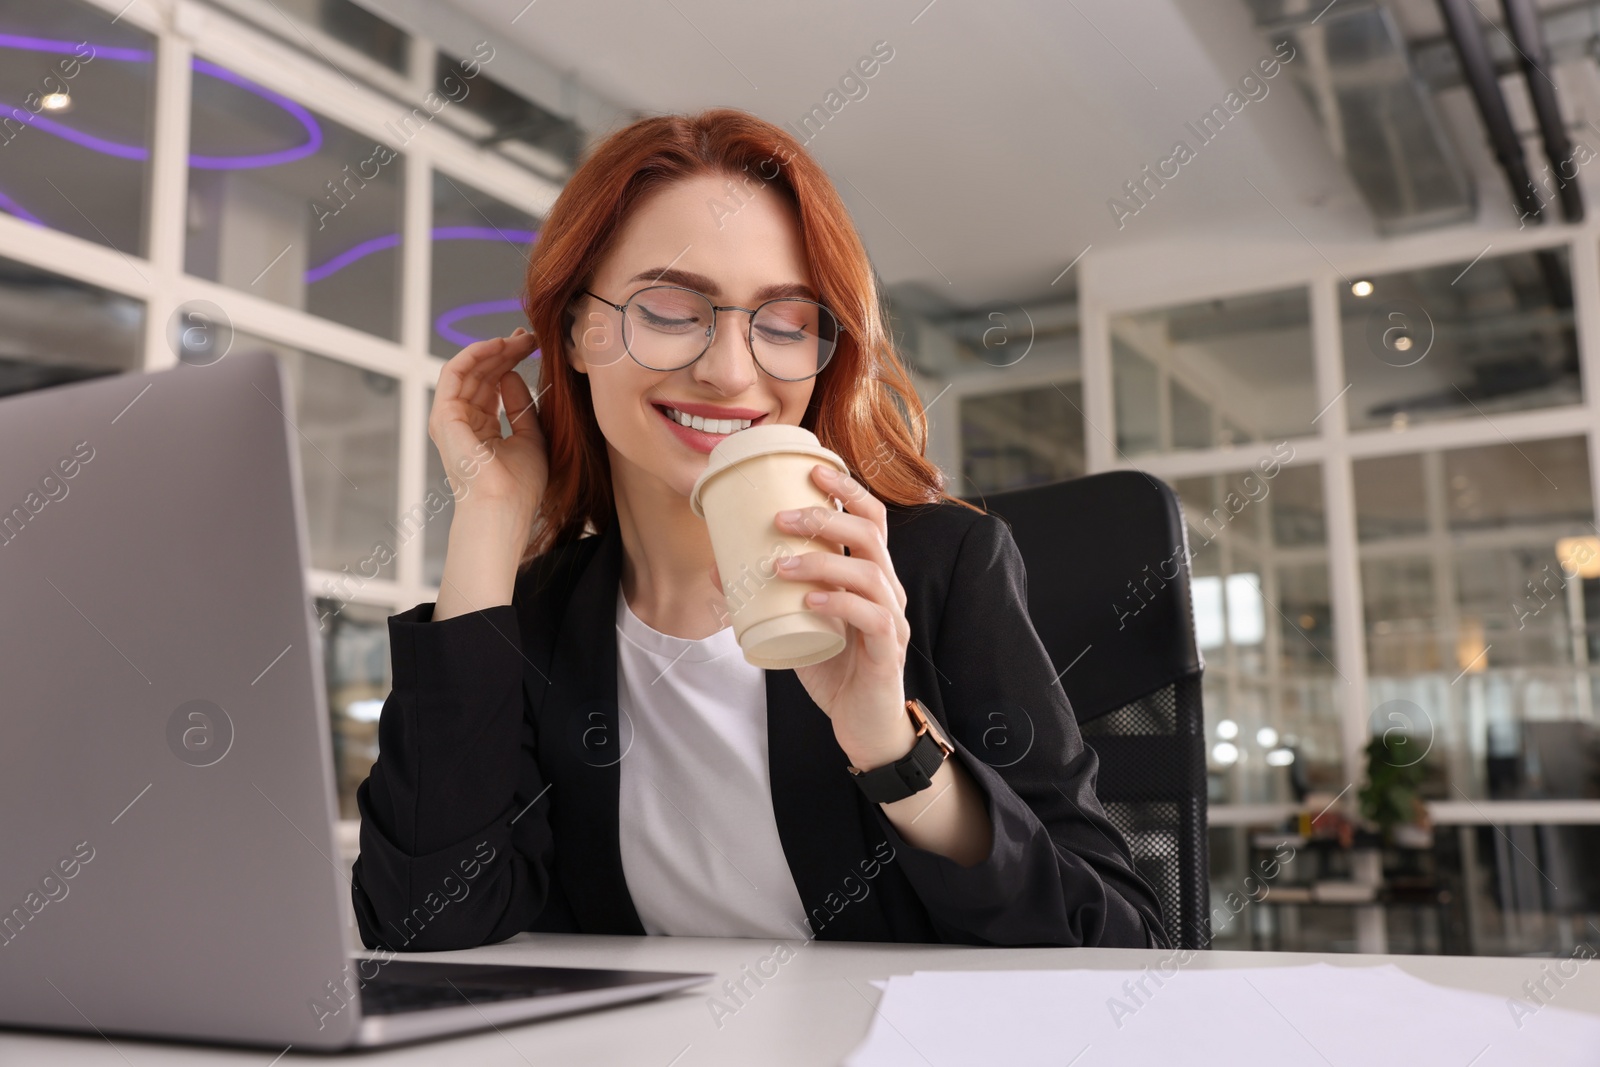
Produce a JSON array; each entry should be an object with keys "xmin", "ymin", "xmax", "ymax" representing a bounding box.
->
[
  {"xmin": 712, "ymin": 464, "xmax": 915, "ymax": 769},
  {"xmin": 710, "ymin": 466, "xmax": 990, "ymax": 866}
]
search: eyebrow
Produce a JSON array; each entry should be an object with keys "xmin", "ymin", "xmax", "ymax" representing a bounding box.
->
[{"xmin": 626, "ymin": 267, "xmax": 818, "ymax": 304}]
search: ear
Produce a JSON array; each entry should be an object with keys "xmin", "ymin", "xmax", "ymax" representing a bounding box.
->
[{"xmin": 563, "ymin": 307, "xmax": 589, "ymax": 376}]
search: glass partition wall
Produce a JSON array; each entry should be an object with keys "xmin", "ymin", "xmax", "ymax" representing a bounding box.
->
[
  {"xmin": 0, "ymin": 0, "xmax": 559, "ymax": 824},
  {"xmin": 1086, "ymin": 242, "xmax": 1597, "ymax": 955},
  {"xmin": 937, "ymin": 235, "xmax": 1600, "ymax": 953}
]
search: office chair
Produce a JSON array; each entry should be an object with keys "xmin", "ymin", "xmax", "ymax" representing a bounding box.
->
[{"xmin": 966, "ymin": 471, "xmax": 1209, "ymax": 949}]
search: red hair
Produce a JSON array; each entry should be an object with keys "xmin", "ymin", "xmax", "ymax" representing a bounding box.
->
[{"xmin": 518, "ymin": 107, "xmax": 982, "ymax": 567}]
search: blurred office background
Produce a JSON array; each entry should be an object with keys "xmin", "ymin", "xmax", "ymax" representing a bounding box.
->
[{"xmin": 7, "ymin": 0, "xmax": 1600, "ymax": 958}]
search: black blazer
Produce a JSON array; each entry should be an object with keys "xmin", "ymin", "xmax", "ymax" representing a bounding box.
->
[{"xmin": 351, "ymin": 500, "xmax": 1168, "ymax": 950}]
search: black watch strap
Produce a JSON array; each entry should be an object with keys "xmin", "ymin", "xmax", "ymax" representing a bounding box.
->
[{"xmin": 849, "ymin": 699, "xmax": 953, "ymax": 804}]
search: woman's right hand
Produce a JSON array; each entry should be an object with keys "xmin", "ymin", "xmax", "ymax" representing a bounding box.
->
[
  {"xmin": 430, "ymin": 329, "xmax": 547, "ymax": 621},
  {"xmin": 430, "ymin": 328, "xmax": 547, "ymax": 517}
]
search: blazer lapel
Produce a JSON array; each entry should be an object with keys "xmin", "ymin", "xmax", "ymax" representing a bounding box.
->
[{"xmin": 540, "ymin": 520, "xmax": 646, "ymax": 935}]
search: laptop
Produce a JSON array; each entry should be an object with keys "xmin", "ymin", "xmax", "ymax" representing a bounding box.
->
[{"xmin": 0, "ymin": 349, "xmax": 710, "ymax": 1050}]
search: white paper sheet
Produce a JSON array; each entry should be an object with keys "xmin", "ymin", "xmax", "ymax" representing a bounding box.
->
[{"xmin": 844, "ymin": 963, "xmax": 1600, "ymax": 1066}]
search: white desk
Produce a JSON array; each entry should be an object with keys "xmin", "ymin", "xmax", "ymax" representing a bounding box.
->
[{"xmin": 5, "ymin": 935, "xmax": 1597, "ymax": 1064}]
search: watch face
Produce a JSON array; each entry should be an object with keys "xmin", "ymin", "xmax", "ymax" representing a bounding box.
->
[{"xmin": 909, "ymin": 699, "xmax": 954, "ymax": 757}]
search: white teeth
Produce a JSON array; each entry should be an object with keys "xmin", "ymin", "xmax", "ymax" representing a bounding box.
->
[{"xmin": 661, "ymin": 407, "xmax": 754, "ymax": 434}]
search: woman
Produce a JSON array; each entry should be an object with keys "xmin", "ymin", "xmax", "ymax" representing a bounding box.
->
[{"xmin": 351, "ymin": 108, "xmax": 1166, "ymax": 951}]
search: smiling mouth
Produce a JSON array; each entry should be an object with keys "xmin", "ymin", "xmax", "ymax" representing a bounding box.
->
[{"xmin": 653, "ymin": 403, "xmax": 767, "ymax": 436}]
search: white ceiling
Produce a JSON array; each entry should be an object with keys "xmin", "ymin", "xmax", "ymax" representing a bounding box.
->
[{"xmin": 368, "ymin": 0, "xmax": 1376, "ymax": 309}]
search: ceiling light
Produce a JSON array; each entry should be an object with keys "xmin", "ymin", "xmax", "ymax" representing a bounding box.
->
[
  {"xmin": 1557, "ymin": 536, "xmax": 1600, "ymax": 580},
  {"xmin": 1266, "ymin": 747, "xmax": 1295, "ymax": 767},
  {"xmin": 1212, "ymin": 742, "xmax": 1239, "ymax": 766},
  {"xmin": 1257, "ymin": 726, "xmax": 1279, "ymax": 748},
  {"xmin": 1216, "ymin": 719, "xmax": 1238, "ymax": 740},
  {"xmin": 1351, "ymin": 280, "xmax": 1374, "ymax": 297},
  {"xmin": 40, "ymin": 92, "xmax": 71, "ymax": 111}
]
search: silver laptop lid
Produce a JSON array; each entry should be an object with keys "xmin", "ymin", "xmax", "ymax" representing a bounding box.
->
[{"xmin": 0, "ymin": 350, "xmax": 361, "ymax": 1049}]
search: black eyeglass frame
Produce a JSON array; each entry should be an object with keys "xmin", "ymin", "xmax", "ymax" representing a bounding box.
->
[{"xmin": 578, "ymin": 284, "xmax": 845, "ymax": 382}]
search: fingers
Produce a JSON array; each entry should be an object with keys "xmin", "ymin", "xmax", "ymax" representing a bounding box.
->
[
  {"xmin": 499, "ymin": 369, "xmax": 539, "ymax": 439},
  {"xmin": 801, "ymin": 588, "xmax": 903, "ymax": 665},
  {"xmin": 437, "ymin": 330, "xmax": 537, "ymax": 409},
  {"xmin": 816, "ymin": 464, "xmax": 907, "ymax": 612},
  {"xmin": 451, "ymin": 332, "xmax": 530, "ymax": 395},
  {"xmin": 777, "ymin": 549, "xmax": 900, "ymax": 618},
  {"xmin": 815, "ymin": 464, "xmax": 886, "ymax": 526},
  {"xmin": 777, "ymin": 494, "xmax": 905, "ymax": 612},
  {"xmin": 431, "ymin": 332, "xmax": 538, "ymax": 448},
  {"xmin": 467, "ymin": 331, "xmax": 537, "ymax": 413}
]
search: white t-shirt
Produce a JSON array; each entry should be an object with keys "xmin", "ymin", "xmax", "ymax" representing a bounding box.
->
[{"xmin": 613, "ymin": 585, "xmax": 810, "ymax": 939}]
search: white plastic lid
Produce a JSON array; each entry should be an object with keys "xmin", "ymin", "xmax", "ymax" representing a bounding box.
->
[{"xmin": 688, "ymin": 423, "xmax": 849, "ymax": 518}]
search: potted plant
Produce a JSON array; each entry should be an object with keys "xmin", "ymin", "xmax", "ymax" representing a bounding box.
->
[{"xmin": 1359, "ymin": 733, "xmax": 1431, "ymax": 846}]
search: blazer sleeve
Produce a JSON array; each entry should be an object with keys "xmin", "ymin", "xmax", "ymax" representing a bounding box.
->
[
  {"xmin": 350, "ymin": 602, "xmax": 554, "ymax": 951},
  {"xmin": 869, "ymin": 512, "xmax": 1170, "ymax": 949}
]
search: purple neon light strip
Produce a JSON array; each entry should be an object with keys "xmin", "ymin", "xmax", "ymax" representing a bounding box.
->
[
  {"xmin": 0, "ymin": 34, "xmax": 151, "ymax": 63},
  {"xmin": 0, "ymin": 191, "xmax": 535, "ymax": 343},
  {"xmin": 309, "ymin": 229, "xmax": 538, "ymax": 347},
  {"xmin": 303, "ymin": 234, "xmax": 399, "ymax": 283},
  {"xmin": 1, "ymin": 106, "xmax": 149, "ymax": 159},
  {"xmin": 434, "ymin": 298, "xmax": 527, "ymax": 349},
  {"xmin": 431, "ymin": 226, "xmax": 538, "ymax": 243},
  {"xmin": 0, "ymin": 33, "xmax": 533, "ymax": 347},
  {"xmin": 303, "ymin": 228, "xmax": 538, "ymax": 283},
  {"xmin": 0, "ymin": 37, "xmax": 321, "ymax": 168},
  {"xmin": 189, "ymin": 58, "xmax": 322, "ymax": 169},
  {"xmin": 0, "ymin": 186, "xmax": 45, "ymax": 226}
]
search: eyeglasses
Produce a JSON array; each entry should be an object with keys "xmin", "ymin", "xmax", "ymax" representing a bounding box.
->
[{"xmin": 579, "ymin": 285, "xmax": 842, "ymax": 382}]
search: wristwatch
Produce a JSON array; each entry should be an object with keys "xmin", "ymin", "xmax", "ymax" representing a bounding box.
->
[{"xmin": 848, "ymin": 698, "xmax": 954, "ymax": 804}]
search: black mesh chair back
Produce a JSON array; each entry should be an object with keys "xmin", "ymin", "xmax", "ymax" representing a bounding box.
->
[{"xmin": 966, "ymin": 471, "xmax": 1209, "ymax": 949}]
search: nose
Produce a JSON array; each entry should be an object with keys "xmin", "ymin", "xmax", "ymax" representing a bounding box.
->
[{"xmin": 691, "ymin": 308, "xmax": 760, "ymax": 395}]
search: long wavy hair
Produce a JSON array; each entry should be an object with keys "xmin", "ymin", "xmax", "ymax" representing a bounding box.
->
[{"xmin": 517, "ymin": 107, "xmax": 982, "ymax": 568}]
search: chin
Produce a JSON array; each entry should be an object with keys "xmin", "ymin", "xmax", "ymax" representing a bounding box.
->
[{"xmin": 672, "ymin": 461, "xmax": 708, "ymax": 504}]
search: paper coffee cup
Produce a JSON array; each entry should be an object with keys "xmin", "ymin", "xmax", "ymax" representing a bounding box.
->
[{"xmin": 689, "ymin": 424, "xmax": 850, "ymax": 669}]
